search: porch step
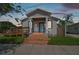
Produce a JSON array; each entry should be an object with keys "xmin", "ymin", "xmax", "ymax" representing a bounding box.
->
[{"xmin": 23, "ymin": 32, "xmax": 48, "ymax": 44}]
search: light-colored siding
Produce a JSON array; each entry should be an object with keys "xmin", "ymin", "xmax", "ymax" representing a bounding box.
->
[
  {"xmin": 22, "ymin": 18, "xmax": 58, "ymax": 36},
  {"xmin": 67, "ymin": 24, "xmax": 79, "ymax": 34},
  {"xmin": 22, "ymin": 13, "xmax": 58, "ymax": 36},
  {"xmin": 50, "ymin": 20, "xmax": 57, "ymax": 36},
  {"xmin": 46, "ymin": 19, "xmax": 58, "ymax": 36},
  {"xmin": 22, "ymin": 20, "xmax": 29, "ymax": 27}
]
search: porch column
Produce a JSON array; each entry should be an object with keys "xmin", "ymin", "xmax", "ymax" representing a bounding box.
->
[
  {"xmin": 45, "ymin": 17, "xmax": 48, "ymax": 34},
  {"xmin": 29, "ymin": 18, "xmax": 32, "ymax": 34}
]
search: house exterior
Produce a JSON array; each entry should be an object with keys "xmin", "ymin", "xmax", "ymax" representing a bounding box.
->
[
  {"xmin": 67, "ymin": 23, "xmax": 79, "ymax": 34},
  {"xmin": 0, "ymin": 18, "xmax": 22, "ymax": 35},
  {"xmin": 22, "ymin": 9, "xmax": 60, "ymax": 36},
  {"xmin": 0, "ymin": 21, "xmax": 16, "ymax": 33}
]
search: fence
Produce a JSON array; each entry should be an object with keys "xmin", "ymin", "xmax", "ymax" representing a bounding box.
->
[{"xmin": 1, "ymin": 27, "xmax": 29, "ymax": 36}]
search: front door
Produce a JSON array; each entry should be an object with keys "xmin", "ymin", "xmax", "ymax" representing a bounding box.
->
[
  {"xmin": 34, "ymin": 23, "xmax": 38, "ymax": 32},
  {"xmin": 39, "ymin": 22, "xmax": 45, "ymax": 32}
]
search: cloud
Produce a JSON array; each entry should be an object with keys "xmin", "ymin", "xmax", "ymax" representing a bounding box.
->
[{"xmin": 63, "ymin": 3, "xmax": 79, "ymax": 9}]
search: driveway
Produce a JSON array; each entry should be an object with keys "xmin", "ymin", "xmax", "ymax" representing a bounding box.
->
[
  {"xmin": 5, "ymin": 44, "xmax": 79, "ymax": 55},
  {"xmin": 67, "ymin": 34, "xmax": 79, "ymax": 38}
]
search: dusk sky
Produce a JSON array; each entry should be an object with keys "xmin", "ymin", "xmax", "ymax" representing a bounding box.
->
[{"xmin": 1, "ymin": 3, "xmax": 79, "ymax": 23}]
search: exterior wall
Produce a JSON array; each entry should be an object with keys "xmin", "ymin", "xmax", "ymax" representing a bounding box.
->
[
  {"xmin": 51, "ymin": 20, "xmax": 58, "ymax": 36},
  {"xmin": 67, "ymin": 24, "xmax": 79, "ymax": 34},
  {"xmin": 0, "ymin": 22, "xmax": 16, "ymax": 33},
  {"xmin": 28, "ymin": 13, "xmax": 49, "ymax": 34},
  {"xmin": 22, "ymin": 19, "xmax": 29, "ymax": 27},
  {"xmin": 22, "ymin": 19, "xmax": 31, "ymax": 34},
  {"xmin": 22, "ymin": 13, "xmax": 58, "ymax": 36},
  {"xmin": 46, "ymin": 18, "xmax": 58, "ymax": 36}
]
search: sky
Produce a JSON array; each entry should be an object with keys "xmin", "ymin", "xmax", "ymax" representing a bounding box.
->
[
  {"xmin": 1, "ymin": 3, "xmax": 79, "ymax": 24},
  {"xmin": 16, "ymin": 3, "xmax": 79, "ymax": 23}
]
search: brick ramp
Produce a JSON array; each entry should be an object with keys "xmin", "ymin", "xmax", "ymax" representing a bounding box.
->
[{"xmin": 23, "ymin": 32, "xmax": 48, "ymax": 44}]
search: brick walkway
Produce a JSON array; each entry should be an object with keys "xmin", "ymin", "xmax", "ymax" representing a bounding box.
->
[{"xmin": 23, "ymin": 32, "xmax": 48, "ymax": 44}]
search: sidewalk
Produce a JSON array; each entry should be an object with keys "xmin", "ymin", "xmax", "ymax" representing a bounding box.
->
[
  {"xmin": 12, "ymin": 45, "xmax": 79, "ymax": 55},
  {"xmin": 67, "ymin": 34, "xmax": 79, "ymax": 38}
]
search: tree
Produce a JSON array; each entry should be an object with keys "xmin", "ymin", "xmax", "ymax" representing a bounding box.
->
[
  {"xmin": 0, "ymin": 3, "xmax": 26, "ymax": 17},
  {"xmin": 0, "ymin": 3, "xmax": 13, "ymax": 15},
  {"xmin": 59, "ymin": 14, "xmax": 73, "ymax": 36},
  {"xmin": 0, "ymin": 3, "xmax": 26, "ymax": 36}
]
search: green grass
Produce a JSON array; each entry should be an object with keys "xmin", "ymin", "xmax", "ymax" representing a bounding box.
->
[
  {"xmin": 0, "ymin": 35, "xmax": 24, "ymax": 44},
  {"xmin": 48, "ymin": 36, "xmax": 79, "ymax": 45}
]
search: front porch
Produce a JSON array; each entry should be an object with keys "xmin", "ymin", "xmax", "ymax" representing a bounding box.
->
[{"xmin": 29, "ymin": 17, "xmax": 48, "ymax": 34}]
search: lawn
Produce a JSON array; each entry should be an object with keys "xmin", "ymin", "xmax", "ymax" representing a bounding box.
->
[{"xmin": 48, "ymin": 36, "xmax": 79, "ymax": 45}]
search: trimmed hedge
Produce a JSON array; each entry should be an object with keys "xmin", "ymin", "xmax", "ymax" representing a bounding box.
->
[{"xmin": 0, "ymin": 36, "xmax": 24, "ymax": 44}]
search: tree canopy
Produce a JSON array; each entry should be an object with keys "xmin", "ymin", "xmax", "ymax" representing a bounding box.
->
[{"xmin": 0, "ymin": 3, "xmax": 25, "ymax": 17}]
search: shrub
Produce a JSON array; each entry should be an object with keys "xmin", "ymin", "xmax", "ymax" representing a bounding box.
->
[
  {"xmin": 4, "ymin": 34, "xmax": 22, "ymax": 37},
  {"xmin": 0, "ymin": 36, "xmax": 24, "ymax": 44}
]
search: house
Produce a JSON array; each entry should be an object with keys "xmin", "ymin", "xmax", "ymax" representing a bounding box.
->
[
  {"xmin": 0, "ymin": 18, "xmax": 22, "ymax": 35},
  {"xmin": 0, "ymin": 21, "xmax": 16, "ymax": 33},
  {"xmin": 22, "ymin": 8, "xmax": 61, "ymax": 36},
  {"xmin": 67, "ymin": 23, "xmax": 79, "ymax": 34}
]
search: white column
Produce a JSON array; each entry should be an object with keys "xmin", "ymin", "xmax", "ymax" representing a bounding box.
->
[
  {"xmin": 29, "ymin": 18, "xmax": 32, "ymax": 34},
  {"xmin": 45, "ymin": 17, "xmax": 48, "ymax": 34}
]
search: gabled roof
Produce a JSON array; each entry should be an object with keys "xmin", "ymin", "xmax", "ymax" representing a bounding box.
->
[
  {"xmin": 68, "ymin": 22, "xmax": 79, "ymax": 27},
  {"xmin": 51, "ymin": 16, "xmax": 60, "ymax": 21},
  {"xmin": 0, "ymin": 17, "xmax": 22, "ymax": 27},
  {"xmin": 21, "ymin": 18, "xmax": 28, "ymax": 22},
  {"xmin": 27, "ymin": 8, "xmax": 52, "ymax": 17}
]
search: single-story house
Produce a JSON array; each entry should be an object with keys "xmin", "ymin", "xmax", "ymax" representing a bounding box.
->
[
  {"xmin": 22, "ymin": 8, "xmax": 61, "ymax": 36},
  {"xmin": 0, "ymin": 18, "xmax": 22, "ymax": 35},
  {"xmin": 67, "ymin": 23, "xmax": 79, "ymax": 34},
  {"xmin": 0, "ymin": 21, "xmax": 16, "ymax": 33}
]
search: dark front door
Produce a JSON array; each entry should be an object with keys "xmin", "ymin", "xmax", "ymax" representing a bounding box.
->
[{"xmin": 39, "ymin": 22, "xmax": 45, "ymax": 32}]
